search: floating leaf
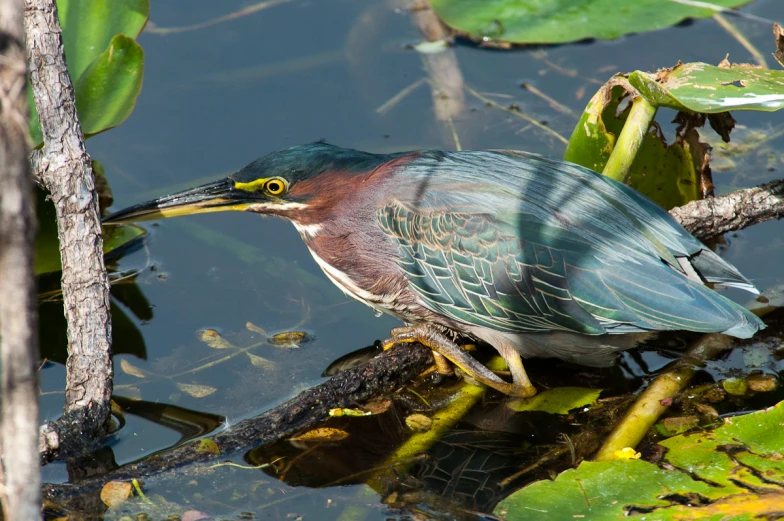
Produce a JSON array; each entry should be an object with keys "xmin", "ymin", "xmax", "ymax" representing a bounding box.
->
[
  {"xmin": 495, "ymin": 401, "xmax": 784, "ymax": 520},
  {"xmin": 405, "ymin": 413, "xmax": 433, "ymax": 432},
  {"xmin": 100, "ymin": 481, "xmax": 133, "ymax": 507},
  {"xmin": 747, "ymin": 374, "xmax": 778, "ymax": 392},
  {"xmin": 269, "ymin": 331, "xmax": 310, "ymax": 348},
  {"xmin": 176, "ymin": 383, "xmax": 217, "ymax": 398},
  {"xmin": 246, "ymin": 353, "xmax": 277, "ymax": 370},
  {"xmin": 329, "ymin": 408, "xmax": 372, "ymax": 417},
  {"xmin": 507, "ymin": 387, "xmax": 601, "ymax": 415},
  {"xmin": 722, "ymin": 377, "xmax": 749, "ymax": 396},
  {"xmin": 289, "ymin": 428, "xmax": 349, "ymax": 443},
  {"xmin": 629, "ymin": 63, "xmax": 784, "ymax": 114},
  {"xmin": 429, "ymin": 0, "xmax": 752, "ymax": 45},
  {"xmin": 119, "ymin": 358, "xmax": 148, "ymax": 378},
  {"xmin": 564, "ymin": 83, "xmax": 702, "ymax": 210},
  {"xmin": 246, "ymin": 321, "xmax": 267, "ymax": 335},
  {"xmin": 196, "ymin": 439, "xmax": 220, "ymax": 455},
  {"xmin": 199, "ymin": 329, "xmax": 235, "ymax": 349}
]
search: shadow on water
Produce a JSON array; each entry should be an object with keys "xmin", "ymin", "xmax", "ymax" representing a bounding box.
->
[{"xmin": 38, "ymin": 0, "xmax": 784, "ymax": 519}]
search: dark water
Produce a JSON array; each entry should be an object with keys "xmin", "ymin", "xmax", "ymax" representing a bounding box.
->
[{"xmin": 40, "ymin": 0, "xmax": 784, "ymax": 518}]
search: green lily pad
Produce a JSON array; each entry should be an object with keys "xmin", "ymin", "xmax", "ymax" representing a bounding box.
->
[
  {"xmin": 507, "ymin": 387, "xmax": 602, "ymax": 415},
  {"xmin": 630, "ymin": 63, "xmax": 784, "ymax": 113},
  {"xmin": 495, "ymin": 401, "xmax": 784, "ymax": 520},
  {"xmin": 564, "ymin": 82, "xmax": 701, "ymax": 210},
  {"xmin": 429, "ymin": 0, "xmax": 752, "ymax": 45},
  {"xmin": 28, "ymin": 0, "xmax": 149, "ymax": 145}
]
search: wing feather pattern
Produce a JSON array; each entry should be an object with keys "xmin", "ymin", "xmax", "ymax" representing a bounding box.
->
[{"xmin": 376, "ymin": 150, "xmax": 764, "ymax": 338}]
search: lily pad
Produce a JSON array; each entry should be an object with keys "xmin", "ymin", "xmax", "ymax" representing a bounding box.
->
[
  {"xmin": 564, "ymin": 82, "xmax": 702, "ymax": 210},
  {"xmin": 28, "ymin": 0, "xmax": 148, "ymax": 145},
  {"xmin": 630, "ymin": 63, "xmax": 784, "ymax": 113},
  {"xmin": 507, "ymin": 387, "xmax": 602, "ymax": 415},
  {"xmin": 495, "ymin": 400, "xmax": 784, "ymax": 520},
  {"xmin": 429, "ymin": 0, "xmax": 752, "ymax": 45}
]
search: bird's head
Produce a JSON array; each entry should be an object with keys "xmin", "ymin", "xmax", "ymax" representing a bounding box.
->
[{"xmin": 103, "ymin": 142, "xmax": 392, "ymax": 225}]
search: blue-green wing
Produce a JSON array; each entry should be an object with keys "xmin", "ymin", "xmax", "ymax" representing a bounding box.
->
[{"xmin": 376, "ymin": 150, "xmax": 762, "ymax": 337}]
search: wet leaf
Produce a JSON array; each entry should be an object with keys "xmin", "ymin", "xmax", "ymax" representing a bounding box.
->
[
  {"xmin": 289, "ymin": 428, "xmax": 349, "ymax": 443},
  {"xmin": 329, "ymin": 408, "xmax": 372, "ymax": 417},
  {"xmin": 507, "ymin": 387, "xmax": 602, "ymax": 415},
  {"xmin": 176, "ymin": 383, "xmax": 217, "ymax": 398},
  {"xmin": 246, "ymin": 353, "xmax": 277, "ymax": 370},
  {"xmin": 362, "ymin": 398, "xmax": 393, "ymax": 415},
  {"xmin": 196, "ymin": 439, "xmax": 220, "ymax": 455},
  {"xmin": 722, "ymin": 377, "xmax": 749, "ymax": 396},
  {"xmin": 100, "ymin": 481, "xmax": 133, "ymax": 507},
  {"xmin": 245, "ymin": 321, "xmax": 267, "ymax": 335},
  {"xmin": 629, "ymin": 63, "xmax": 784, "ymax": 114},
  {"xmin": 199, "ymin": 329, "xmax": 235, "ymax": 349},
  {"xmin": 565, "ymin": 83, "xmax": 702, "ymax": 209},
  {"xmin": 405, "ymin": 413, "xmax": 433, "ymax": 432},
  {"xmin": 747, "ymin": 374, "xmax": 778, "ymax": 392},
  {"xmin": 269, "ymin": 331, "xmax": 310, "ymax": 348},
  {"xmin": 495, "ymin": 400, "xmax": 784, "ymax": 520},
  {"xmin": 655, "ymin": 416, "xmax": 699, "ymax": 437},
  {"xmin": 429, "ymin": 0, "xmax": 752, "ymax": 45},
  {"xmin": 119, "ymin": 358, "xmax": 148, "ymax": 378}
]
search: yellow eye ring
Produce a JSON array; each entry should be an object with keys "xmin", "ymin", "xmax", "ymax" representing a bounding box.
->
[{"xmin": 264, "ymin": 177, "xmax": 288, "ymax": 196}]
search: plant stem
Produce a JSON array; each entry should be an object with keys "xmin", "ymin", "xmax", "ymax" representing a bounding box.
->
[{"xmin": 602, "ymin": 96, "xmax": 657, "ymax": 183}]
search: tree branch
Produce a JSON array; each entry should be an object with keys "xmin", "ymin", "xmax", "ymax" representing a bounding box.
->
[
  {"xmin": 25, "ymin": 0, "xmax": 113, "ymax": 462},
  {"xmin": 0, "ymin": 0, "xmax": 41, "ymax": 518},
  {"xmin": 670, "ymin": 178, "xmax": 784, "ymax": 239}
]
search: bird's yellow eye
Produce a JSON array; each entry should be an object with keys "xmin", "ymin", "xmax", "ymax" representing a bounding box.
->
[{"xmin": 264, "ymin": 177, "xmax": 288, "ymax": 196}]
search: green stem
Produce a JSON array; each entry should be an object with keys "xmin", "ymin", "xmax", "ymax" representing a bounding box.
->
[
  {"xmin": 602, "ymin": 96, "xmax": 657, "ymax": 183},
  {"xmin": 334, "ymin": 357, "xmax": 506, "ymax": 521},
  {"xmin": 595, "ymin": 305, "xmax": 772, "ymax": 461}
]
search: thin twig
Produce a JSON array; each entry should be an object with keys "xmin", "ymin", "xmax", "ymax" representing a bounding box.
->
[
  {"xmin": 521, "ymin": 82, "xmax": 576, "ymax": 117},
  {"xmin": 466, "ymin": 86, "xmax": 569, "ymax": 144},
  {"xmin": 146, "ymin": 0, "xmax": 292, "ymax": 35},
  {"xmin": 713, "ymin": 13, "xmax": 768, "ymax": 68}
]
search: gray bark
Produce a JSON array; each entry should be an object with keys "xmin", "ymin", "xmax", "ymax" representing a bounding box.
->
[
  {"xmin": 670, "ymin": 178, "xmax": 784, "ymax": 240},
  {"xmin": 0, "ymin": 0, "xmax": 41, "ymax": 518},
  {"xmin": 25, "ymin": 0, "xmax": 112, "ymax": 460}
]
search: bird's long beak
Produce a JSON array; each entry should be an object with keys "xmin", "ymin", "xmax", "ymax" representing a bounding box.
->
[{"xmin": 103, "ymin": 179, "xmax": 256, "ymax": 224}]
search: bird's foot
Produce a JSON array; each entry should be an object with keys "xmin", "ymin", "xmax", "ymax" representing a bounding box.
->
[{"xmin": 382, "ymin": 324, "xmax": 537, "ymax": 398}]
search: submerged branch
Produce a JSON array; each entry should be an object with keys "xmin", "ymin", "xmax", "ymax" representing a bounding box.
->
[{"xmin": 44, "ymin": 343, "xmax": 434, "ymax": 499}]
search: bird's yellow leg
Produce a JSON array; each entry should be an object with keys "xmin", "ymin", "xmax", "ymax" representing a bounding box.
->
[
  {"xmin": 432, "ymin": 351, "xmax": 454, "ymax": 375},
  {"xmin": 382, "ymin": 325, "xmax": 536, "ymax": 398}
]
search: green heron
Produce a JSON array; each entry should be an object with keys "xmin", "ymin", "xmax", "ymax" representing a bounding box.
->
[{"xmin": 105, "ymin": 143, "xmax": 764, "ymax": 397}]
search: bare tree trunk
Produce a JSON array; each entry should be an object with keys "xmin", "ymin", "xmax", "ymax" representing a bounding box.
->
[
  {"xmin": 0, "ymin": 0, "xmax": 41, "ymax": 518},
  {"xmin": 25, "ymin": 0, "xmax": 112, "ymax": 460}
]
